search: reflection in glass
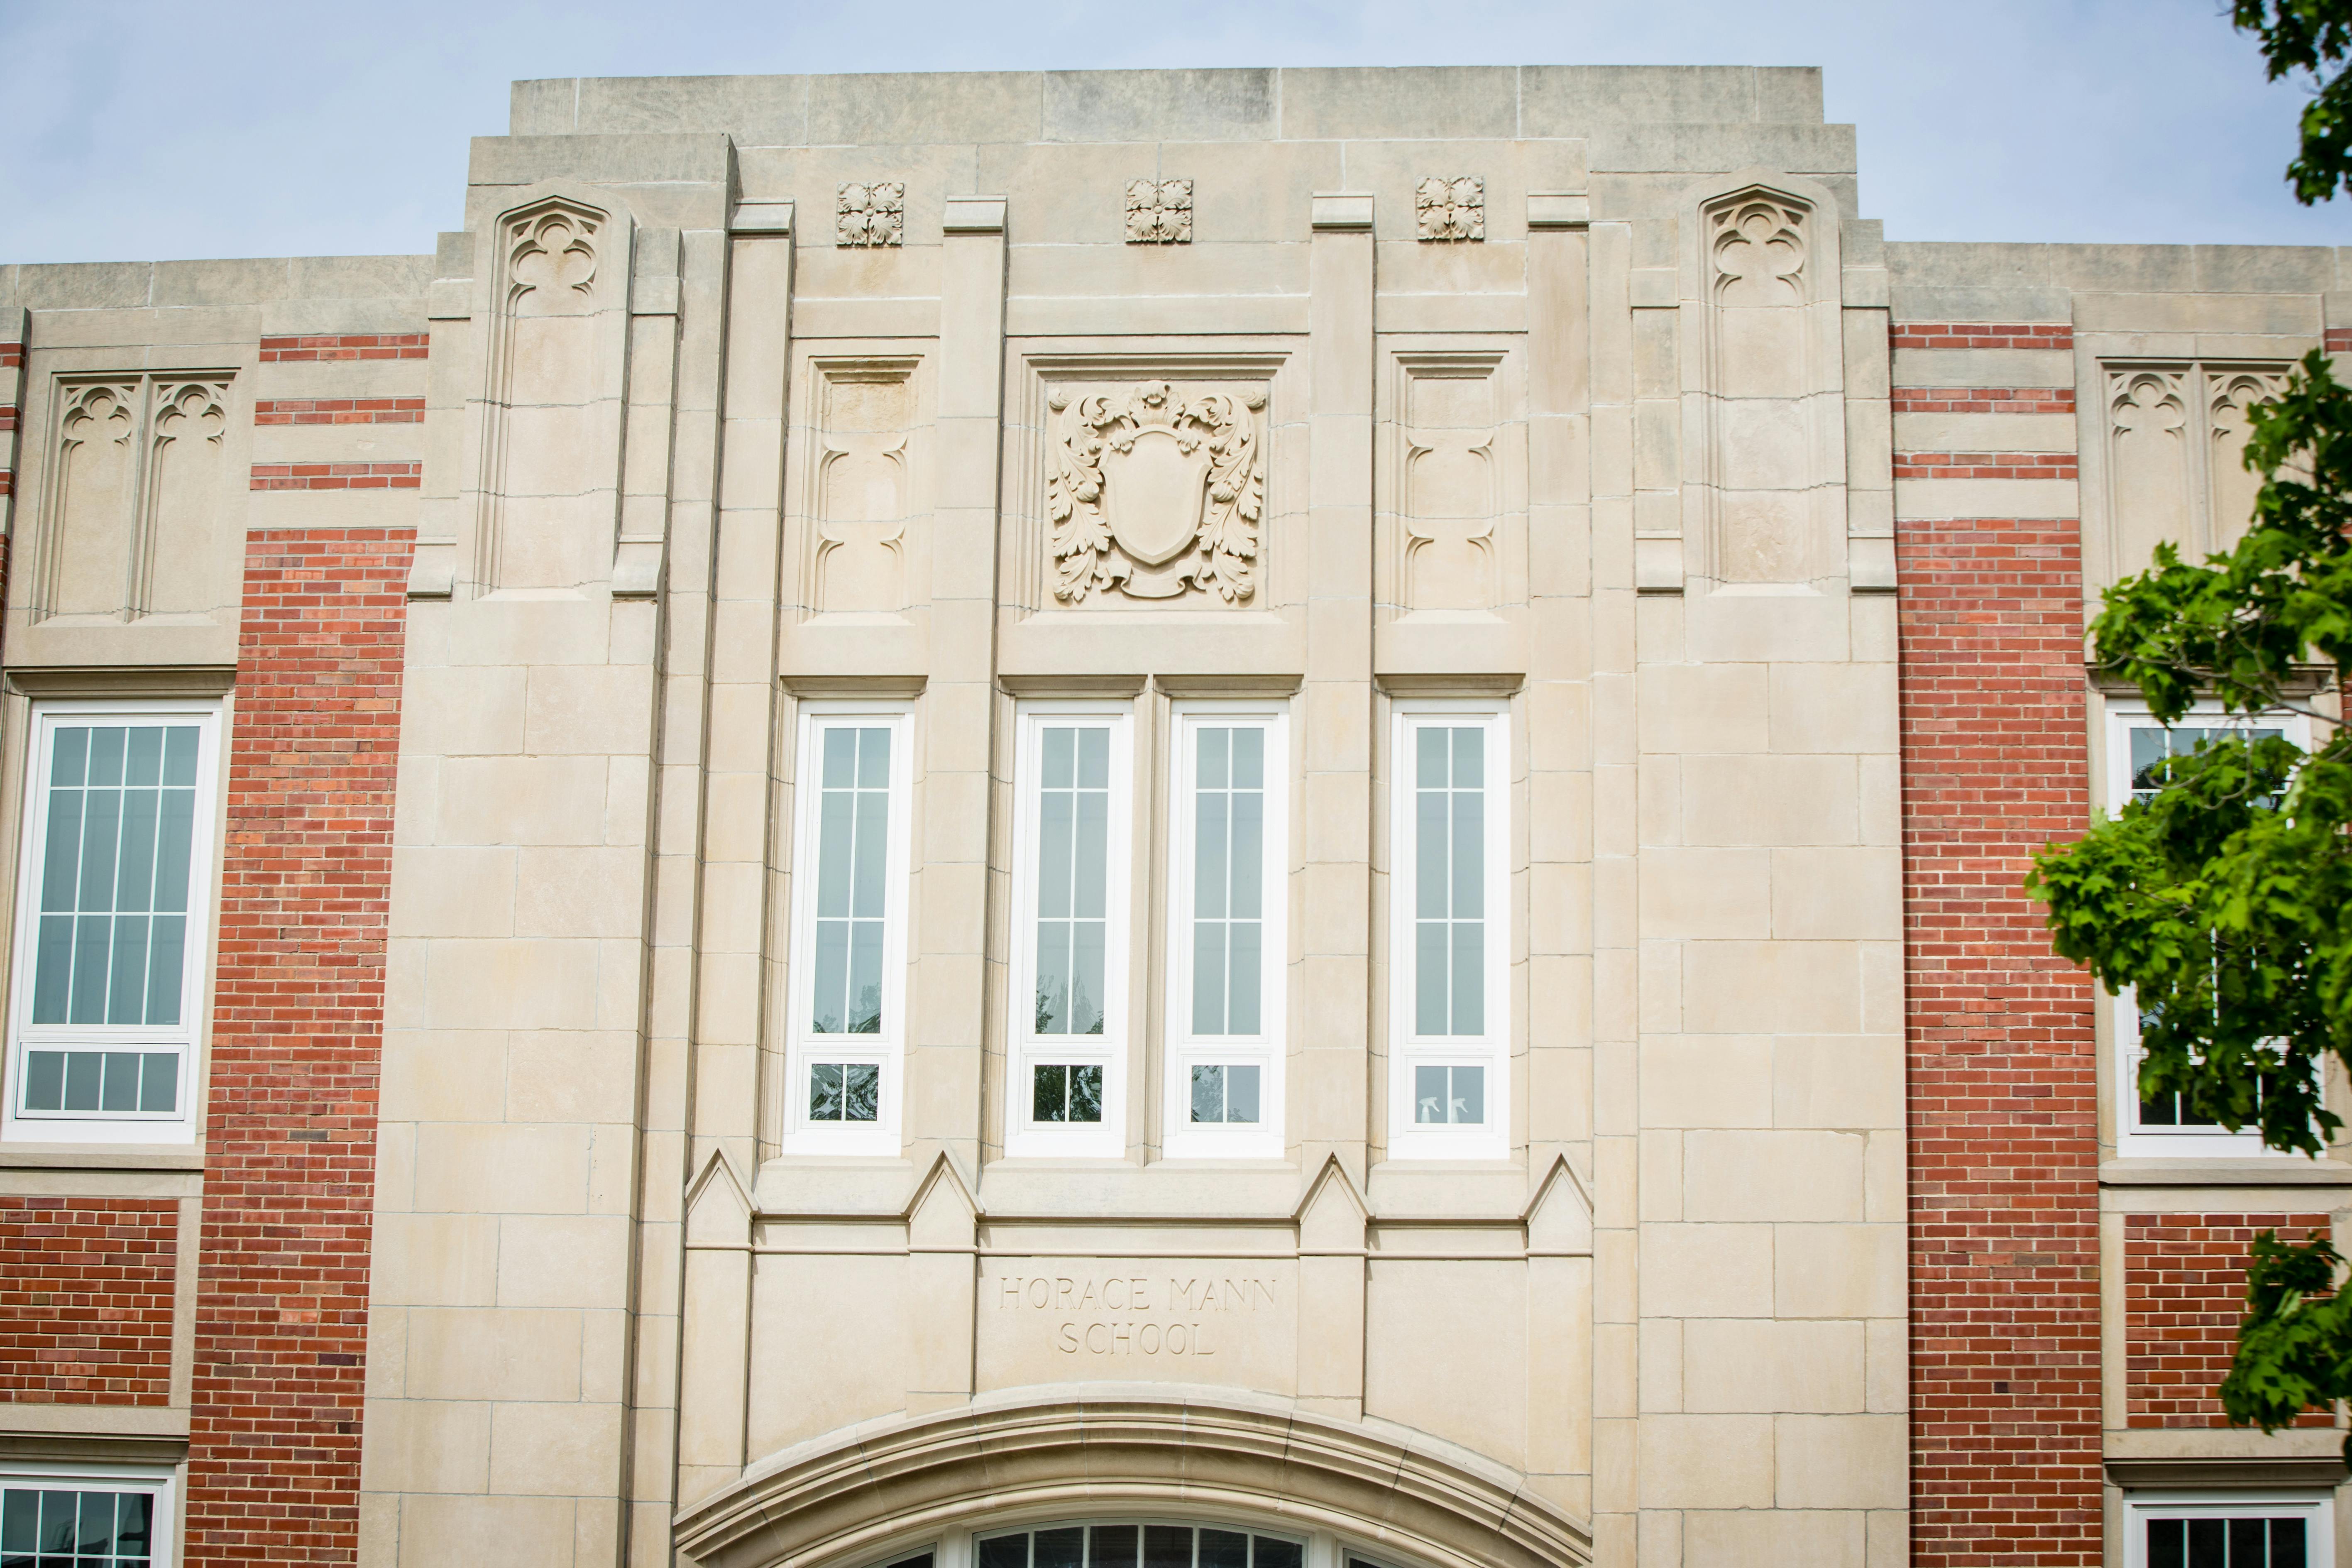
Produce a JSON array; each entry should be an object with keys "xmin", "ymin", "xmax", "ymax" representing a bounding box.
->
[
  {"xmin": 808, "ymin": 1062, "xmax": 880, "ymax": 1123},
  {"xmin": 1032, "ymin": 1063, "xmax": 1104, "ymax": 1124},
  {"xmin": 1189, "ymin": 1063, "xmax": 1261, "ymax": 1124}
]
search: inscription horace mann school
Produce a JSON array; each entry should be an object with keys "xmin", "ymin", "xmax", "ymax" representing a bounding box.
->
[{"xmin": 995, "ymin": 1272, "xmax": 1278, "ymax": 1359}]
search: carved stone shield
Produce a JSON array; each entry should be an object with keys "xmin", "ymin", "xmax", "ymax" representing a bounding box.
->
[{"xmin": 1101, "ymin": 428, "xmax": 1210, "ymax": 567}]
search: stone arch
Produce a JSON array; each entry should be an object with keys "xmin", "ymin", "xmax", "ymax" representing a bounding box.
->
[{"xmin": 673, "ymin": 1389, "xmax": 1590, "ymax": 1568}]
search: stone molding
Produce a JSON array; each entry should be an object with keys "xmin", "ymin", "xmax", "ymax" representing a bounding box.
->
[{"xmin": 672, "ymin": 1388, "xmax": 1592, "ymax": 1568}]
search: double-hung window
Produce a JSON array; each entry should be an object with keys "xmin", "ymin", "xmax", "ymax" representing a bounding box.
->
[
  {"xmin": 1163, "ymin": 703, "xmax": 1286, "ymax": 1158},
  {"xmin": 5, "ymin": 704, "xmax": 220, "ymax": 1146},
  {"xmin": 2124, "ymin": 1492, "xmax": 2331, "ymax": 1568},
  {"xmin": 1389, "ymin": 704, "xmax": 1509, "ymax": 1157},
  {"xmin": 1007, "ymin": 704, "xmax": 1131, "ymax": 1158},
  {"xmin": 1, "ymin": 1459, "xmax": 175, "ymax": 1566},
  {"xmin": 782, "ymin": 705, "xmax": 912, "ymax": 1155},
  {"xmin": 2106, "ymin": 700, "xmax": 2305, "ymax": 1157}
]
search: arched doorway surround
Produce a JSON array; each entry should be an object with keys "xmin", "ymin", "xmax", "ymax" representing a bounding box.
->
[{"xmin": 673, "ymin": 1389, "xmax": 1591, "ymax": 1568}]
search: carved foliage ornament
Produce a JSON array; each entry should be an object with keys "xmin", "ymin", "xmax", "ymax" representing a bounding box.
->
[
  {"xmin": 1709, "ymin": 195, "xmax": 1806, "ymax": 304},
  {"xmin": 1125, "ymin": 180, "xmax": 1193, "ymax": 244},
  {"xmin": 838, "ymin": 183, "xmax": 905, "ymax": 247},
  {"xmin": 1047, "ymin": 381, "xmax": 1265, "ymax": 604},
  {"xmin": 1415, "ymin": 177, "xmax": 1484, "ymax": 242}
]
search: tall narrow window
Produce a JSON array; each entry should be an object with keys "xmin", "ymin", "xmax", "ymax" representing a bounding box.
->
[
  {"xmin": 784, "ymin": 706, "xmax": 912, "ymax": 1154},
  {"xmin": 7, "ymin": 704, "xmax": 220, "ymax": 1146},
  {"xmin": 2124, "ymin": 1492, "xmax": 2330, "ymax": 1568},
  {"xmin": 2106, "ymin": 701, "xmax": 2306, "ymax": 1157},
  {"xmin": 1389, "ymin": 706, "xmax": 1508, "ymax": 1157},
  {"xmin": 1009, "ymin": 705, "xmax": 1131, "ymax": 1157},
  {"xmin": 1164, "ymin": 704, "xmax": 1286, "ymax": 1157}
]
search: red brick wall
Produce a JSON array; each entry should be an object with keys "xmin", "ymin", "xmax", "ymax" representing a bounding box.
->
[
  {"xmin": 1892, "ymin": 323, "xmax": 2075, "ymax": 351},
  {"xmin": 0, "ymin": 1196, "xmax": 177, "ymax": 1404},
  {"xmin": 1900, "ymin": 513, "xmax": 2103, "ymax": 1568},
  {"xmin": 252, "ymin": 398, "xmax": 424, "ymax": 427},
  {"xmin": 249, "ymin": 462, "xmax": 423, "ymax": 492},
  {"xmin": 256, "ymin": 334, "xmax": 428, "ymax": 363},
  {"xmin": 183, "ymin": 527, "xmax": 412, "ymax": 1566},
  {"xmin": 2124, "ymin": 1211, "xmax": 2337, "ymax": 1429}
]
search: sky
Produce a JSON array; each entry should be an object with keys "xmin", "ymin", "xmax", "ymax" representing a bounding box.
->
[{"xmin": 2, "ymin": 0, "xmax": 2348, "ymax": 266}]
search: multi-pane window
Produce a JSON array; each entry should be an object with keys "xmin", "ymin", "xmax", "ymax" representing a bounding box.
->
[
  {"xmin": 1390, "ymin": 707, "xmax": 1507, "ymax": 1156},
  {"xmin": 7, "ymin": 707, "xmax": 218, "ymax": 1145},
  {"xmin": 1009, "ymin": 707, "xmax": 1130, "ymax": 1157},
  {"xmin": 977, "ymin": 1521, "xmax": 1304, "ymax": 1568},
  {"xmin": 2126, "ymin": 1495, "xmax": 2330, "ymax": 1568},
  {"xmin": 1165, "ymin": 707, "xmax": 1285, "ymax": 1157},
  {"xmin": 0, "ymin": 1469, "xmax": 170, "ymax": 1568},
  {"xmin": 784, "ymin": 709, "xmax": 910, "ymax": 1153},
  {"xmin": 2107, "ymin": 704, "xmax": 2305, "ymax": 1155}
]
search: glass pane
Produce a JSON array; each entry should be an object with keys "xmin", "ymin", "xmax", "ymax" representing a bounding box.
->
[
  {"xmin": 0, "ymin": 1489, "xmax": 31, "ymax": 1551},
  {"xmin": 843, "ymin": 1063, "xmax": 880, "ymax": 1122},
  {"xmin": 69, "ymin": 915, "xmax": 111, "ymax": 1024},
  {"xmin": 1036, "ymin": 1528, "xmax": 1084, "ymax": 1568},
  {"xmin": 2189, "ymin": 1518, "xmax": 2225, "ymax": 1568},
  {"xmin": 1042, "ymin": 727, "xmax": 1074, "ymax": 789},
  {"xmin": 1452, "ymin": 1065, "xmax": 1486, "ymax": 1124},
  {"xmin": 852, "ymin": 791, "xmax": 889, "ymax": 918},
  {"xmin": 2139, "ymin": 1088, "xmax": 2179, "ymax": 1126},
  {"xmin": 77, "ymin": 789, "xmax": 120, "ymax": 916},
  {"xmin": 145, "ymin": 916, "xmax": 185, "ymax": 1028},
  {"xmin": 115, "ymin": 789, "xmax": 157, "ymax": 914},
  {"xmin": 1415, "ymin": 790, "xmax": 1448, "ymax": 920},
  {"xmin": 88, "ymin": 729, "xmax": 124, "ymax": 788},
  {"xmin": 2230, "ymin": 1519, "xmax": 2266, "ymax": 1568},
  {"xmin": 1200, "ymin": 726, "xmax": 1228, "ymax": 789},
  {"xmin": 1192, "ymin": 921, "xmax": 1226, "ymax": 1036},
  {"xmin": 125, "ymin": 727, "xmax": 161, "ymax": 788},
  {"xmin": 1072, "ymin": 920, "xmax": 1105, "ymax": 1036},
  {"xmin": 1232, "ymin": 727, "xmax": 1264, "ymax": 789},
  {"xmin": 37, "ymin": 1492, "xmax": 74, "ymax": 1551},
  {"xmin": 1144, "ymin": 1525, "xmax": 1193, "ymax": 1568},
  {"xmin": 1069, "ymin": 1064, "xmax": 1103, "ymax": 1122},
  {"xmin": 107, "ymin": 916, "xmax": 150, "ymax": 1025},
  {"xmin": 857, "ymin": 726, "xmax": 890, "ymax": 788},
  {"xmin": 1034, "ymin": 1064, "xmax": 1068, "ymax": 1123},
  {"xmin": 32, "ymin": 915, "xmax": 74, "ymax": 1025},
  {"xmin": 51, "ymin": 728, "xmax": 88, "ymax": 789},
  {"xmin": 1255, "ymin": 1541, "xmax": 1302, "ymax": 1568},
  {"xmin": 64, "ymin": 1051, "xmax": 102, "ymax": 1112},
  {"xmin": 809, "ymin": 1063, "xmax": 843, "ymax": 1121},
  {"xmin": 1451, "ymin": 920, "xmax": 1485, "ymax": 1036},
  {"xmin": 1073, "ymin": 790, "xmax": 1108, "ymax": 921},
  {"xmin": 1200, "ymin": 1531, "xmax": 1248, "ymax": 1568},
  {"xmin": 74, "ymin": 1495, "xmax": 110, "ymax": 1554},
  {"xmin": 2130, "ymin": 726, "xmax": 2169, "ymax": 795},
  {"xmin": 1452, "ymin": 788, "xmax": 1484, "ymax": 917},
  {"xmin": 1230, "ymin": 789, "xmax": 1262, "ymax": 921},
  {"xmin": 1036, "ymin": 920, "xmax": 1071, "ymax": 1035},
  {"xmin": 140, "ymin": 1053, "xmax": 177, "ymax": 1114},
  {"xmin": 40, "ymin": 789, "xmax": 82, "ymax": 914},
  {"xmin": 1415, "ymin": 922, "xmax": 1448, "ymax": 1036},
  {"xmin": 1196, "ymin": 792, "xmax": 1229, "ymax": 919},
  {"xmin": 162, "ymin": 727, "xmax": 198, "ymax": 788},
  {"xmin": 1227, "ymin": 1064, "xmax": 1261, "ymax": 1123},
  {"xmin": 812, "ymin": 921, "xmax": 849, "ymax": 1035},
  {"xmin": 815, "ymin": 793, "xmax": 853, "ymax": 919},
  {"xmin": 1416, "ymin": 726, "xmax": 1447, "ymax": 788},
  {"xmin": 1078, "ymin": 727, "xmax": 1109, "ymax": 788},
  {"xmin": 1227, "ymin": 920, "xmax": 1260, "ymax": 1036},
  {"xmin": 847, "ymin": 920, "xmax": 884, "ymax": 1034},
  {"xmin": 100, "ymin": 1052, "xmax": 140, "ymax": 1113},
  {"xmin": 153, "ymin": 788, "xmax": 193, "ymax": 915},
  {"xmin": 24, "ymin": 1052, "xmax": 65, "ymax": 1111},
  {"xmin": 822, "ymin": 726, "xmax": 857, "ymax": 788},
  {"xmin": 1453, "ymin": 725, "xmax": 1483, "ymax": 788},
  {"xmin": 1038, "ymin": 792, "xmax": 1074, "ymax": 920},
  {"xmin": 1192, "ymin": 1064, "xmax": 1222, "ymax": 1123},
  {"xmin": 2273, "ymin": 1517, "xmax": 2308, "ymax": 1568},
  {"xmin": 979, "ymin": 1536, "xmax": 1030, "ymax": 1568},
  {"xmin": 1092, "ymin": 1526, "xmax": 1141, "ymax": 1568},
  {"xmin": 1416, "ymin": 1064, "xmax": 1447, "ymax": 1124}
]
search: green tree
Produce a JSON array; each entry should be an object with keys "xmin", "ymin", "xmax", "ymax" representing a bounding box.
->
[{"xmin": 2025, "ymin": 0, "xmax": 2352, "ymax": 1446}]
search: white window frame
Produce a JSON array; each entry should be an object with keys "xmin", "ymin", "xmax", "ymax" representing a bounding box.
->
[
  {"xmin": 1005, "ymin": 701, "xmax": 1134, "ymax": 1160},
  {"xmin": 781, "ymin": 702, "xmax": 915, "ymax": 1157},
  {"xmin": 1161, "ymin": 700, "xmax": 1288, "ymax": 1160},
  {"xmin": 2105, "ymin": 698, "xmax": 2311, "ymax": 1158},
  {"xmin": 1386, "ymin": 702, "xmax": 1510, "ymax": 1159},
  {"xmin": 0, "ymin": 1457, "xmax": 179, "ymax": 1567},
  {"xmin": 2121, "ymin": 1490, "xmax": 2333, "ymax": 1568},
  {"xmin": 4, "ymin": 700, "xmax": 222, "ymax": 1147}
]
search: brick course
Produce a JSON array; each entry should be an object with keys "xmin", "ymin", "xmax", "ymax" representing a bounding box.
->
[
  {"xmin": 256, "ymin": 334, "xmax": 427, "ymax": 363},
  {"xmin": 252, "ymin": 398, "xmax": 424, "ymax": 426},
  {"xmin": 249, "ymin": 462, "xmax": 422, "ymax": 492},
  {"xmin": 0, "ymin": 1196, "xmax": 177, "ymax": 1404},
  {"xmin": 1892, "ymin": 323, "xmax": 2076, "ymax": 352},
  {"xmin": 1891, "ymin": 387, "xmax": 2078, "ymax": 415},
  {"xmin": 183, "ymin": 528, "xmax": 412, "ymax": 1566},
  {"xmin": 2123, "ymin": 1211, "xmax": 2337, "ymax": 1429},
  {"xmin": 1894, "ymin": 452, "xmax": 2079, "ymax": 481},
  {"xmin": 1901, "ymin": 514, "xmax": 2102, "ymax": 1568}
]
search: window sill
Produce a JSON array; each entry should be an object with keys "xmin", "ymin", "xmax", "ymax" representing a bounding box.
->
[
  {"xmin": 2100, "ymin": 1157, "xmax": 2352, "ymax": 1187},
  {"xmin": 0, "ymin": 1143, "xmax": 203, "ymax": 1172}
]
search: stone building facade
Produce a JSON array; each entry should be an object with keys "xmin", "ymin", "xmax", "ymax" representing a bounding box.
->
[{"xmin": 0, "ymin": 62, "xmax": 2343, "ymax": 1568}]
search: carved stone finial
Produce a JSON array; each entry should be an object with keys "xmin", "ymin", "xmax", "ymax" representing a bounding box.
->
[
  {"xmin": 837, "ymin": 183, "xmax": 906, "ymax": 247},
  {"xmin": 1125, "ymin": 179, "xmax": 1193, "ymax": 244},
  {"xmin": 1046, "ymin": 379, "xmax": 1266, "ymax": 605},
  {"xmin": 1415, "ymin": 176, "xmax": 1484, "ymax": 242}
]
